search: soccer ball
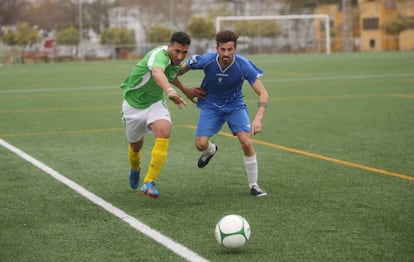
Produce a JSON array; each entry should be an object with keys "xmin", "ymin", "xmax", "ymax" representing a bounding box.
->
[{"xmin": 215, "ymin": 214, "xmax": 251, "ymax": 250}]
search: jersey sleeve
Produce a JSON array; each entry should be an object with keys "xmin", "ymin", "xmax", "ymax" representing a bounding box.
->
[
  {"xmin": 186, "ymin": 52, "xmax": 216, "ymax": 70},
  {"xmin": 241, "ymin": 56, "xmax": 264, "ymax": 85}
]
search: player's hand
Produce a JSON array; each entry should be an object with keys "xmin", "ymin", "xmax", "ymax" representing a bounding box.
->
[
  {"xmin": 251, "ymin": 119, "xmax": 262, "ymax": 135},
  {"xmin": 182, "ymin": 87, "xmax": 206, "ymax": 103},
  {"xmin": 167, "ymin": 88, "xmax": 187, "ymax": 109}
]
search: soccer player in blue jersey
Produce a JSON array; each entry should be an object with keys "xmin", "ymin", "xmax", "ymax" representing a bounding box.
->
[{"xmin": 177, "ymin": 30, "xmax": 269, "ymax": 196}]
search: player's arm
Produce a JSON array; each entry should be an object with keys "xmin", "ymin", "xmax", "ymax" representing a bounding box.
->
[
  {"xmin": 152, "ymin": 66, "xmax": 187, "ymax": 109},
  {"xmin": 177, "ymin": 63, "xmax": 190, "ymax": 76},
  {"xmin": 250, "ymin": 78, "xmax": 268, "ymax": 135},
  {"xmin": 173, "ymin": 76, "xmax": 206, "ymax": 103},
  {"xmin": 173, "ymin": 63, "xmax": 206, "ymax": 103}
]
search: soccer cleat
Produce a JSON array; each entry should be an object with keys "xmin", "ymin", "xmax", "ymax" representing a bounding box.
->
[
  {"xmin": 197, "ymin": 144, "xmax": 218, "ymax": 168},
  {"xmin": 129, "ymin": 169, "xmax": 141, "ymax": 190},
  {"xmin": 140, "ymin": 182, "xmax": 159, "ymax": 199},
  {"xmin": 250, "ymin": 185, "xmax": 267, "ymax": 197}
]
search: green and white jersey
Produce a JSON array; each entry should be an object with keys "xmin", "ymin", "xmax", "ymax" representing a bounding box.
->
[{"xmin": 120, "ymin": 45, "xmax": 180, "ymax": 109}]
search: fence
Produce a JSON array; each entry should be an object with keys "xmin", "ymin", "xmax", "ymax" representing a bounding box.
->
[{"xmin": 1, "ymin": 35, "xmax": 414, "ymax": 66}]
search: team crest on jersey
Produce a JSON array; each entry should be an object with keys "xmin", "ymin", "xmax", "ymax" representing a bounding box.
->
[{"xmin": 216, "ymin": 72, "xmax": 227, "ymax": 84}]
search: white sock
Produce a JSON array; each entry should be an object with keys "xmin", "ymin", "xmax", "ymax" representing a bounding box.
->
[
  {"xmin": 203, "ymin": 141, "xmax": 216, "ymax": 153},
  {"xmin": 244, "ymin": 155, "xmax": 258, "ymax": 188}
]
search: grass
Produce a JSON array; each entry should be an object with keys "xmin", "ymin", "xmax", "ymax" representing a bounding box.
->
[{"xmin": 1, "ymin": 51, "xmax": 413, "ymax": 262}]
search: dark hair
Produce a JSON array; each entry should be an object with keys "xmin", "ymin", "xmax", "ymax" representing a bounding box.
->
[
  {"xmin": 215, "ymin": 30, "xmax": 239, "ymax": 48},
  {"xmin": 170, "ymin": 31, "xmax": 191, "ymax": 45}
]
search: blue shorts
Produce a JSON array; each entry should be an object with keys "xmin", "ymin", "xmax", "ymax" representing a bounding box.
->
[{"xmin": 196, "ymin": 105, "xmax": 251, "ymax": 137}]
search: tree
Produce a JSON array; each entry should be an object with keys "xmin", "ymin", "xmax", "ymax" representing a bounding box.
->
[
  {"xmin": 383, "ymin": 15, "xmax": 412, "ymax": 36},
  {"xmin": 383, "ymin": 15, "xmax": 413, "ymax": 49},
  {"xmin": 1, "ymin": 29, "xmax": 19, "ymax": 46},
  {"xmin": 207, "ymin": 3, "xmax": 233, "ymax": 19},
  {"xmin": 100, "ymin": 27, "xmax": 136, "ymax": 46},
  {"xmin": 17, "ymin": 22, "xmax": 41, "ymax": 45},
  {"xmin": 0, "ymin": 0, "xmax": 29, "ymax": 26},
  {"xmin": 22, "ymin": 0, "xmax": 77, "ymax": 32},
  {"xmin": 20, "ymin": 0, "xmax": 113, "ymax": 36},
  {"xmin": 56, "ymin": 26, "xmax": 79, "ymax": 45},
  {"xmin": 146, "ymin": 26, "xmax": 173, "ymax": 43},
  {"xmin": 82, "ymin": 0, "xmax": 114, "ymax": 34},
  {"xmin": 1, "ymin": 22, "xmax": 40, "ymax": 46},
  {"xmin": 119, "ymin": 0, "xmax": 192, "ymax": 33},
  {"xmin": 186, "ymin": 16, "xmax": 216, "ymax": 39},
  {"xmin": 235, "ymin": 20, "xmax": 282, "ymax": 37}
]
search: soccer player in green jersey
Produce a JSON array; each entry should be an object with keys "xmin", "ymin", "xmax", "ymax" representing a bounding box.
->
[{"xmin": 120, "ymin": 31, "xmax": 202, "ymax": 199}]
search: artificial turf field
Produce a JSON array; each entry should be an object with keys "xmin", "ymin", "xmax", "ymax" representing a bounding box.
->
[{"xmin": 1, "ymin": 51, "xmax": 413, "ymax": 261}]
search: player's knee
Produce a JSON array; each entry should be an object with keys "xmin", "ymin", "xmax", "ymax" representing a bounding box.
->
[
  {"xmin": 195, "ymin": 140, "xmax": 208, "ymax": 151},
  {"xmin": 195, "ymin": 143, "xmax": 205, "ymax": 151},
  {"xmin": 240, "ymin": 140, "xmax": 254, "ymax": 154},
  {"xmin": 130, "ymin": 141, "xmax": 143, "ymax": 152}
]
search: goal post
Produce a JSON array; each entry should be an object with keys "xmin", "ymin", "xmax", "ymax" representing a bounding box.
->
[{"xmin": 215, "ymin": 14, "xmax": 331, "ymax": 55}]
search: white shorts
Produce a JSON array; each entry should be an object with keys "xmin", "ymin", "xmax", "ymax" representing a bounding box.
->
[{"xmin": 122, "ymin": 100, "xmax": 171, "ymax": 143}]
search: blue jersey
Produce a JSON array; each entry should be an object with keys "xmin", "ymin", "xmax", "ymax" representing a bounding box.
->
[{"xmin": 186, "ymin": 52, "xmax": 263, "ymax": 109}]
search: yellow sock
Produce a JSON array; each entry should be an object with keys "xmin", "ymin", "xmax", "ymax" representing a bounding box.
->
[
  {"xmin": 144, "ymin": 138, "xmax": 169, "ymax": 183},
  {"xmin": 128, "ymin": 145, "xmax": 141, "ymax": 171}
]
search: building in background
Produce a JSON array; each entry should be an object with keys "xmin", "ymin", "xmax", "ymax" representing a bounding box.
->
[{"xmin": 314, "ymin": 0, "xmax": 414, "ymax": 52}]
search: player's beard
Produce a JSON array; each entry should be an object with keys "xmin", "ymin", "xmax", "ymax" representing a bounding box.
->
[
  {"xmin": 221, "ymin": 55, "xmax": 232, "ymax": 65},
  {"xmin": 171, "ymin": 58, "xmax": 182, "ymax": 65}
]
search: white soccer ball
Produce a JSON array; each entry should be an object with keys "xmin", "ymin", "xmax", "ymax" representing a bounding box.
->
[{"xmin": 215, "ymin": 214, "xmax": 251, "ymax": 250}]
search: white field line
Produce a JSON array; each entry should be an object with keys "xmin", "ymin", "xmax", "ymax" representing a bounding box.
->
[
  {"xmin": 1, "ymin": 72, "xmax": 413, "ymax": 95},
  {"xmin": 0, "ymin": 86, "xmax": 116, "ymax": 94},
  {"xmin": 267, "ymin": 72, "xmax": 414, "ymax": 83},
  {"xmin": 0, "ymin": 138, "xmax": 209, "ymax": 262}
]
